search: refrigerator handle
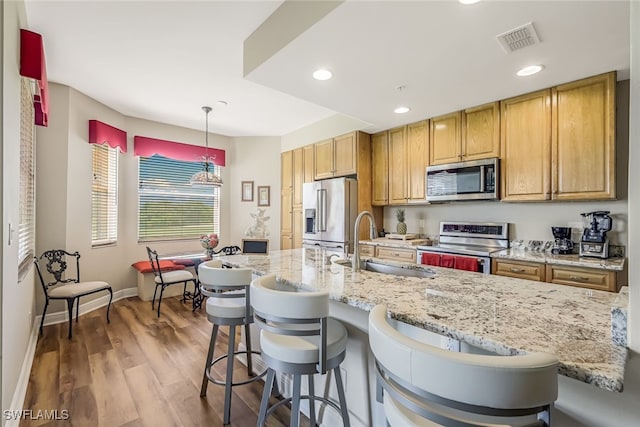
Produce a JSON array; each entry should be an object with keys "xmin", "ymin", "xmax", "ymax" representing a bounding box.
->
[
  {"xmin": 316, "ymin": 189, "xmax": 322, "ymax": 232},
  {"xmin": 320, "ymin": 189, "xmax": 328, "ymax": 231}
]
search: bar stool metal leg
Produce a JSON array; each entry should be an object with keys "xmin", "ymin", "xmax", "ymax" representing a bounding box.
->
[
  {"xmin": 334, "ymin": 367, "xmax": 350, "ymax": 427},
  {"xmin": 258, "ymin": 368, "xmax": 276, "ymax": 427},
  {"xmin": 290, "ymin": 374, "xmax": 302, "ymax": 427},
  {"xmin": 244, "ymin": 323, "xmax": 253, "ymax": 376},
  {"xmin": 200, "ymin": 324, "xmax": 219, "ymax": 397},
  {"xmin": 308, "ymin": 375, "xmax": 317, "ymax": 427},
  {"xmin": 223, "ymin": 325, "xmax": 237, "ymax": 425}
]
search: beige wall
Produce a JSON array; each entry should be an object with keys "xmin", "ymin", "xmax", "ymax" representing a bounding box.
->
[{"xmin": 228, "ymin": 136, "xmax": 282, "ymax": 249}]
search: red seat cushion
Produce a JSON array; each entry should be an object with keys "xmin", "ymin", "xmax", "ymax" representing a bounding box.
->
[{"xmin": 131, "ymin": 260, "xmax": 185, "ymax": 273}]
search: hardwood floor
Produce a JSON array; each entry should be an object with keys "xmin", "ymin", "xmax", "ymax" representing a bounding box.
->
[{"xmin": 20, "ymin": 296, "xmax": 301, "ymax": 427}]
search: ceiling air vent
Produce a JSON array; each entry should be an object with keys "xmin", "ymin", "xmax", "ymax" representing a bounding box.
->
[{"xmin": 496, "ymin": 22, "xmax": 540, "ymax": 54}]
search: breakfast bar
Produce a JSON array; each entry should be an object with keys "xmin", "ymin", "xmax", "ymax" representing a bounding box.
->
[{"xmin": 220, "ymin": 247, "xmax": 628, "ymax": 392}]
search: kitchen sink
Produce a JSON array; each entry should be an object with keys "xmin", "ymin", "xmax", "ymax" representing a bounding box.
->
[{"xmin": 333, "ymin": 259, "xmax": 436, "ymax": 279}]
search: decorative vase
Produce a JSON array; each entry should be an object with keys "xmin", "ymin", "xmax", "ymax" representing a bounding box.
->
[{"xmin": 396, "ymin": 222, "xmax": 407, "ymax": 235}]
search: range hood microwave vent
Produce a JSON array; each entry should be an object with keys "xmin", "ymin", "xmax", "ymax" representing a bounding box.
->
[{"xmin": 496, "ymin": 22, "xmax": 540, "ymax": 54}]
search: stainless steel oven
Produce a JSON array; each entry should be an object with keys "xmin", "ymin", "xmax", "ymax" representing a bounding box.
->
[{"xmin": 416, "ymin": 221, "xmax": 509, "ymax": 274}]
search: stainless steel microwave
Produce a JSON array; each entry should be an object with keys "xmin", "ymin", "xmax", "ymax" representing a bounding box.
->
[{"xmin": 425, "ymin": 158, "xmax": 499, "ymax": 202}]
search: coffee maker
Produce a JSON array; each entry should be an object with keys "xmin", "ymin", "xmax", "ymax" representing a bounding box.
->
[
  {"xmin": 551, "ymin": 226, "xmax": 574, "ymax": 255},
  {"xmin": 579, "ymin": 211, "xmax": 612, "ymax": 258}
]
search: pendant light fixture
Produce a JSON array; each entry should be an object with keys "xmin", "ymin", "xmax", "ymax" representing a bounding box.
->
[{"xmin": 190, "ymin": 106, "xmax": 223, "ymax": 187}]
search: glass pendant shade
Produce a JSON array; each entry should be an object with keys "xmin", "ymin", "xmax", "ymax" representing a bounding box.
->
[{"xmin": 191, "ymin": 106, "xmax": 223, "ymax": 187}]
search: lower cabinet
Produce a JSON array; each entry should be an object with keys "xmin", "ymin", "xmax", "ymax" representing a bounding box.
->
[
  {"xmin": 376, "ymin": 247, "xmax": 416, "ymax": 263},
  {"xmin": 360, "ymin": 245, "xmax": 416, "ymax": 263},
  {"xmin": 493, "ymin": 258, "xmax": 619, "ymax": 292},
  {"xmin": 546, "ymin": 264, "xmax": 618, "ymax": 292},
  {"xmin": 491, "ymin": 259, "xmax": 545, "ymax": 282}
]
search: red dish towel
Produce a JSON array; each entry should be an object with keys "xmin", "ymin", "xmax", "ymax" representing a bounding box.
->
[
  {"xmin": 454, "ymin": 255, "xmax": 480, "ymax": 272},
  {"xmin": 421, "ymin": 252, "xmax": 441, "ymax": 266},
  {"xmin": 441, "ymin": 254, "xmax": 455, "ymax": 268}
]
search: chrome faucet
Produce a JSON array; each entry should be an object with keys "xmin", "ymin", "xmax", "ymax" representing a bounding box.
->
[
  {"xmin": 352, "ymin": 211, "xmax": 378, "ymax": 271},
  {"xmin": 326, "ymin": 253, "xmax": 340, "ymax": 265}
]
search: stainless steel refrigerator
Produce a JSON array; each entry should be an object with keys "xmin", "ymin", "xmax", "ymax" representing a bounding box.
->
[{"xmin": 302, "ymin": 177, "xmax": 358, "ymax": 253}]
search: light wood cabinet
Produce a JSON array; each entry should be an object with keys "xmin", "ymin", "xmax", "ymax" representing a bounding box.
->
[
  {"xmin": 492, "ymin": 259, "xmax": 545, "ymax": 282},
  {"xmin": 292, "ymin": 147, "xmax": 304, "ymax": 207},
  {"xmin": 371, "ymin": 131, "xmax": 389, "ymax": 206},
  {"xmin": 430, "ymin": 112, "xmax": 462, "ymax": 165},
  {"xmin": 314, "ymin": 132, "xmax": 357, "ymax": 179},
  {"xmin": 303, "ymin": 145, "xmax": 315, "ymax": 183},
  {"xmin": 388, "ymin": 121, "xmax": 429, "ymax": 205},
  {"xmin": 292, "ymin": 207, "xmax": 303, "ymax": 249},
  {"xmin": 376, "ymin": 246, "xmax": 416, "ymax": 263},
  {"xmin": 358, "ymin": 244, "xmax": 375, "ymax": 257},
  {"xmin": 546, "ymin": 264, "xmax": 618, "ymax": 292},
  {"xmin": 552, "ymin": 72, "xmax": 616, "ymax": 200},
  {"xmin": 462, "ymin": 102, "xmax": 500, "ymax": 161},
  {"xmin": 500, "ymin": 89, "xmax": 552, "ymax": 201},
  {"xmin": 501, "ymin": 71, "xmax": 616, "ymax": 202},
  {"xmin": 280, "ymin": 151, "xmax": 293, "ymax": 249},
  {"xmin": 388, "ymin": 126, "xmax": 407, "ymax": 205}
]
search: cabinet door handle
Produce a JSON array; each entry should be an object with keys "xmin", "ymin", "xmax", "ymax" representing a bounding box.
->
[
  {"xmin": 510, "ymin": 268, "xmax": 525, "ymax": 273},
  {"xmin": 569, "ymin": 276, "xmax": 589, "ymax": 281}
]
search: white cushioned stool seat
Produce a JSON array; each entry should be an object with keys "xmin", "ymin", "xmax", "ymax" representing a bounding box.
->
[
  {"xmin": 205, "ymin": 290, "xmax": 247, "ymax": 319},
  {"xmin": 260, "ymin": 318, "xmax": 347, "ymax": 364},
  {"xmin": 155, "ymin": 269, "xmax": 194, "ymax": 284},
  {"xmin": 49, "ymin": 281, "xmax": 110, "ymax": 298}
]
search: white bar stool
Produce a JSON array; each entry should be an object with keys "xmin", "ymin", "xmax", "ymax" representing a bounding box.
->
[
  {"xmin": 368, "ymin": 304, "xmax": 559, "ymax": 427},
  {"xmin": 251, "ymin": 274, "xmax": 350, "ymax": 427},
  {"xmin": 198, "ymin": 260, "xmax": 266, "ymax": 425}
]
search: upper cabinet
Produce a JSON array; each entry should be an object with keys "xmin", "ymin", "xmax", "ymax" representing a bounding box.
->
[
  {"xmin": 292, "ymin": 147, "xmax": 304, "ymax": 207},
  {"xmin": 430, "ymin": 112, "xmax": 462, "ymax": 165},
  {"xmin": 388, "ymin": 121, "xmax": 429, "ymax": 205},
  {"xmin": 500, "ymin": 89, "xmax": 552, "ymax": 201},
  {"xmin": 303, "ymin": 145, "xmax": 315, "ymax": 183},
  {"xmin": 501, "ymin": 71, "xmax": 616, "ymax": 202},
  {"xmin": 314, "ymin": 132, "xmax": 357, "ymax": 179},
  {"xmin": 462, "ymin": 102, "xmax": 501, "ymax": 161},
  {"xmin": 371, "ymin": 131, "xmax": 389, "ymax": 206},
  {"xmin": 551, "ymin": 72, "xmax": 616, "ymax": 200},
  {"xmin": 280, "ymin": 151, "xmax": 294, "ymax": 249},
  {"xmin": 430, "ymin": 104, "xmax": 499, "ymax": 166}
]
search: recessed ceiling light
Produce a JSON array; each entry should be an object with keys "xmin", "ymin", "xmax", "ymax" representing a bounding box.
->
[
  {"xmin": 459, "ymin": 0, "xmax": 481, "ymax": 4},
  {"xmin": 313, "ymin": 69, "xmax": 333, "ymax": 81},
  {"xmin": 394, "ymin": 106, "xmax": 411, "ymax": 114},
  {"xmin": 517, "ymin": 65, "xmax": 544, "ymax": 77}
]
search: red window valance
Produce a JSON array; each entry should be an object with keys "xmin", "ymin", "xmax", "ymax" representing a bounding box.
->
[
  {"xmin": 133, "ymin": 136, "xmax": 226, "ymax": 166},
  {"xmin": 20, "ymin": 29, "xmax": 49, "ymax": 127},
  {"xmin": 88, "ymin": 120, "xmax": 127, "ymax": 152}
]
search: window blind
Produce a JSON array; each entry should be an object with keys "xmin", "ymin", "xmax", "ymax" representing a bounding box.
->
[
  {"xmin": 92, "ymin": 143, "xmax": 118, "ymax": 246},
  {"xmin": 138, "ymin": 155, "xmax": 220, "ymax": 241},
  {"xmin": 19, "ymin": 78, "xmax": 35, "ymax": 271}
]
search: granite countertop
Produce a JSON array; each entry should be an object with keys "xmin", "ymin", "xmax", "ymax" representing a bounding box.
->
[
  {"xmin": 219, "ymin": 248, "xmax": 628, "ymax": 393},
  {"xmin": 492, "ymin": 249, "xmax": 625, "ymax": 271},
  {"xmin": 359, "ymin": 238, "xmax": 431, "ymax": 248}
]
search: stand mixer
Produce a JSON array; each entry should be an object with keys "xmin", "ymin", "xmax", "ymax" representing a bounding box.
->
[{"xmin": 579, "ymin": 211, "xmax": 612, "ymax": 258}]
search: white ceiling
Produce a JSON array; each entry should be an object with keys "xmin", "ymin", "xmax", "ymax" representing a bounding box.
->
[{"xmin": 24, "ymin": 1, "xmax": 630, "ymax": 137}]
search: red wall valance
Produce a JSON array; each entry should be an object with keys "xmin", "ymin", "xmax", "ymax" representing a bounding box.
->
[
  {"xmin": 89, "ymin": 120, "xmax": 127, "ymax": 152},
  {"xmin": 20, "ymin": 29, "xmax": 49, "ymax": 127},
  {"xmin": 134, "ymin": 136, "xmax": 226, "ymax": 166}
]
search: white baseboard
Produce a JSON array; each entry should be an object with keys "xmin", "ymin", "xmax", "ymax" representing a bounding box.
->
[
  {"xmin": 38, "ymin": 288, "xmax": 137, "ymax": 327},
  {"xmin": 7, "ymin": 288, "xmax": 138, "ymax": 427}
]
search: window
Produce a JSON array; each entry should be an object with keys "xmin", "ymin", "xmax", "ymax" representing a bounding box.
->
[
  {"xmin": 91, "ymin": 143, "xmax": 118, "ymax": 246},
  {"xmin": 18, "ymin": 78, "xmax": 35, "ymax": 272},
  {"xmin": 138, "ymin": 155, "xmax": 220, "ymax": 240}
]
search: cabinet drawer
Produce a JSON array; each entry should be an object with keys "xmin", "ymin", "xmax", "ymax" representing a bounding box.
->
[
  {"xmin": 492, "ymin": 259, "xmax": 545, "ymax": 281},
  {"xmin": 358, "ymin": 245, "xmax": 375, "ymax": 257},
  {"xmin": 376, "ymin": 247, "xmax": 416, "ymax": 263},
  {"xmin": 546, "ymin": 265, "xmax": 617, "ymax": 292}
]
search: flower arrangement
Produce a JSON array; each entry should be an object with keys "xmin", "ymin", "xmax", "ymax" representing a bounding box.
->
[{"xmin": 200, "ymin": 233, "xmax": 219, "ymax": 256}]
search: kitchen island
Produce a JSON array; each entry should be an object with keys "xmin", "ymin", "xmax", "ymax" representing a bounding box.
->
[{"xmin": 220, "ymin": 248, "xmax": 629, "ymax": 426}]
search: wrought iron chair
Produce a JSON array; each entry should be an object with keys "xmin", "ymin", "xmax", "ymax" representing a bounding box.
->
[
  {"xmin": 214, "ymin": 245, "xmax": 242, "ymax": 256},
  {"xmin": 146, "ymin": 246, "xmax": 198, "ymax": 317},
  {"xmin": 34, "ymin": 249, "xmax": 113, "ymax": 339}
]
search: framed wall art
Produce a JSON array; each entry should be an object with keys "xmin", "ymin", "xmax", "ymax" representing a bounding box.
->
[
  {"xmin": 257, "ymin": 185, "xmax": 270, "ymax": 207},
  {"xmin": 241, "ymin": 181, "xmax": 254, "ymax": 202}
]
